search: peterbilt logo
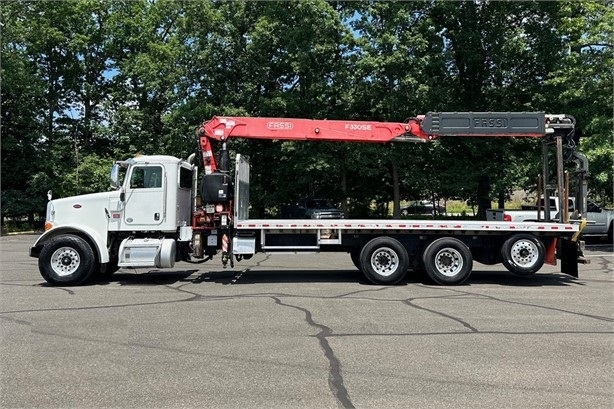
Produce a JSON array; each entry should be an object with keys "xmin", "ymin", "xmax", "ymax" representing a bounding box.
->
[{"xmin": 267, "ymin": 121, "xmax": 294, "ymax": 130}]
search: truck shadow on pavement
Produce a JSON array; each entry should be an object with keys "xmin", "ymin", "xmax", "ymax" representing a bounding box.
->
[
  {"xmin": 101, "ymin": 268, "xmax": 583, "ymax": 288},
  {"xmin": 454, "ymin": 271, "xmax": 584, "ymax": 287},
  {"xmin": 99, "ymin": 270, "xmax": 200, "ymax": 286},
  {"xmin": 104, "ymin": 269, "xmax": 365, "ymax": 286}
]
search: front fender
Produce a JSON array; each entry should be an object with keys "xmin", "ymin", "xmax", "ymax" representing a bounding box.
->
[{"xmin": 29, "ymin": 225, "xmax": 109, "ymax": 263}]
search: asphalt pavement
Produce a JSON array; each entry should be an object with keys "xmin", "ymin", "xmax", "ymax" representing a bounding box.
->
[{"xmin": 1, "ymin": 234, "xmax": 612, "ymax": 409}]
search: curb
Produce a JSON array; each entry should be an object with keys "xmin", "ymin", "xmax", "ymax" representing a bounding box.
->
[{"xmin": 2, "ymin": 231, "xmax": 40, "ymax": 236}]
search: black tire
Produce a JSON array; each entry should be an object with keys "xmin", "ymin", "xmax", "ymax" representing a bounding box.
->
[
  {"xmin": 350, "ymin": 250, "xmax": 362, "ymax": 272},
  {"xmin": 608, "ymin": 222, "xmax": 613, "ymax": 244},
  {"xmin": 422, "ymin": 237, "xmax": 473, "ymax": 285},
  {"xmin": 359, "ymin": 237, "xmax": 409, "ymax": 285},
  {"xmin": 38, "ymin": 234, "xmax": 96, "ymax": 286},
  {"xmin": 500, "ymin": 234, "xmax": 545, "ymax": 276}
]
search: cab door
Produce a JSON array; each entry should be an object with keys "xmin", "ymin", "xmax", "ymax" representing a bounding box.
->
[
  {"xmin": 584, "ymin": 202, "xmax": 607, "ymax": 235},
  {"xmin": 123, "ymin": 164, "xmax": 166, "ymax": 227}
]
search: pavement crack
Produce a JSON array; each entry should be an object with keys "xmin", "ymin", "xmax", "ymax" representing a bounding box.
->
[
  {"xmin": 0, "ymin": 294, "xmax": 207, "ymax": 315},
  {"xmin": 419, "ymin": 285, "xmax": 614, "ymax": 323},
  {"xmin": 0, "ymin": 282, "xmax": 75, "ymax": 295},
  {"xmin": 593, "ymin": 256, "xmax": 613, "ymax": 275},
  {"xmin": 329, "ymin": 330, "xmax": 614, "ymax": 337},
  {"xmin": 403, "ymin": 297, "xmax": 479, "ymax": 332},
  {"xmin": 0, "ymin": 315, "xmax": 33, "ymax": 326},
  {"xmin": 336, "ymin": 286, "xmax": 393, "ymax": 298},
  {"xmin": 271, "ymin": 296, "xmax": 355, "ymax": 409}
]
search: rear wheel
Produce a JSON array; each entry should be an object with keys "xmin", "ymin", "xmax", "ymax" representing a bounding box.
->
[
  {"xmin": 422, "ymin": 237, "xmax": 472, "ymax": 285},
  {"xmin": 501, "ymin": 234, "xmax": 545, "ymax": 276},
  {"xmin": 38, "ymin": 234, "xmax": 95, "ymax": 286},
  {"xmin": 359, "ymin": 237, "xmax": 409, "ymax": 285}
]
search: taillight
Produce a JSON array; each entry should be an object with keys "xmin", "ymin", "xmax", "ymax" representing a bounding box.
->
[{"xmin": 503, "ymin": 213, "xmax": 512, "ymax": 222}]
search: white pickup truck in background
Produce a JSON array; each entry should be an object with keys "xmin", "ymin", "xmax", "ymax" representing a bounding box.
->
[{"xmin": 487, "ymin": 197, "xmax": 614, "ymax": 241}]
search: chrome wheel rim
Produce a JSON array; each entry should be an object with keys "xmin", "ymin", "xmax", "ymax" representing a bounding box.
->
[
  {"xmin": 434, "ymin": 248, "xmax": 463, "ymax": 277},
  {"xmin": 510, "ymin": 239, "xmax": 539, "ymax": 267},
  {"xmin": 50, "ymin": 247, "xmax": 80, "ymax": 277},
  {"xmin": 370, "ymin": 247, "xmax": 399, "ymax": 277}
]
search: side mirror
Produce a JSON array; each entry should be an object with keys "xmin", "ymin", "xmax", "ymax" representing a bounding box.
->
[
  {"xmin": 119, "ymin": 188, "xmax": 125, "ymax": 202},
  {"xmin": 110, "ymin": 164, "xmax": 120, "ymax": 188}
]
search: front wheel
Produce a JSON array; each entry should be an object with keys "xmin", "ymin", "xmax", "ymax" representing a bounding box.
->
[
  {"xmin": 501, "ymin": 234, "xmax": 544, "ymax": 276},
  {"xmin": 38, "ymin": 234, "xmax": 96, "ymax": 286},
  {"xmin": 422, "ymin": 237, "xmax": 473, "ymax": 285},
  {"xmin": 359, "ymin": 237, "xmax": 409, "ymax": 285}
]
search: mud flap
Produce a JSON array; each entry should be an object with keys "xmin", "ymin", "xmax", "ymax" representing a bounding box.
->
[{"xmin": 559, "ymin": 238, "xmax": 579, "ymax": 278}]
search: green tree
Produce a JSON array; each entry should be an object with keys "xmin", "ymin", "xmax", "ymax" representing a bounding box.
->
[
  {"xmin": 182, "ymin": 0, "xmax": 354, "ymax": 215},
  {"xmin": 345, "ymin": 1, "xmax": 443, "ymax": 217},
  {"xmin": 105, "ymin": 0, "xmax": 191, "ymax": 157},
  {"xmin": 2, "ymin": 0, "xmax": 612, "ymax": 226},
  {"xmin": 60, "ymin": 154, "xmax": 114, "ymax": 197},
  {"xmin": 548, "ymin": 1, "xmax": 614, "ymax": 205},
  {"xmin": 1, "ymin": 1, "xmax": 48, "ymax": 225},
  {"xmin": 427, "ymin": 1, "xmax": 572, "ymax": 217},
  {"xmin": 2, "ymin": 0, "xmax": 118, "ymax": 216}
]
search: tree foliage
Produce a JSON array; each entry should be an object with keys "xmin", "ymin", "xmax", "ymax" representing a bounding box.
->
[{"xmin": 2, "ymin": 0, "xmax": 612, "ymax": 224}]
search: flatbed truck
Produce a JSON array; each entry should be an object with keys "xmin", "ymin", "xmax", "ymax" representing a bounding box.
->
[{"xmin": 30, "ymin": 112, "xmax": 588, "ymax": 286}]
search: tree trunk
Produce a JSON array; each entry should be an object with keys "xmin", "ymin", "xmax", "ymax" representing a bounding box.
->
[
  {"xmin": 391, "ymin": 160, "xmax": 400, "ymax": 218},
  {"xmin": 477, "ymin": 175, "xmax": 491, "ymax": 220},
  {"xmin": 498, "ymin": 190, "xmax": 505, "ymax": 209},
  {"xmin": 340, "ymin": 162, "xmax": 348, "ymax": 215}
]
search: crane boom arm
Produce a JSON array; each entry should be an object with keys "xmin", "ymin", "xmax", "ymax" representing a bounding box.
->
[
  {"xmin": 199, "ymin": 116, "xmax": 430, "ymax": 143},
  {"xmin": 196, "ymin": 112, "xmax": 575, "ymax": 173}
]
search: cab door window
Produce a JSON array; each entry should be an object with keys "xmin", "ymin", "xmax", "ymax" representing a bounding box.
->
[{"xmin": 130, "ymin": 166, "xmax": 163, "ymax": 189}]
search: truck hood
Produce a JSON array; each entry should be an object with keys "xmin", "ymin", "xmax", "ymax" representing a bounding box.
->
[
  {"xmin": 50, "ymin": 191, "xmax": 120, "ymax": 209},
  {"xmin": 47, "ymin": 191, "xmax": 121, "ymax": 228}
]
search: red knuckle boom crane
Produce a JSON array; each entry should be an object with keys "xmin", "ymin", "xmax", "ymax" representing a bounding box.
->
[{"xmin": 196, "ymin": 112, "xmax": 567, "ymax": 173}]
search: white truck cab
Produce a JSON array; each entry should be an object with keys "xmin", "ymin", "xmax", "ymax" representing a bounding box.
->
[
  {"xmin": 110, "ymin": 155, "xmax": 194, "ymax": 232},
  {"xmin": 30, "ymin": 155, "xmax": 195, "ymax": 285}
]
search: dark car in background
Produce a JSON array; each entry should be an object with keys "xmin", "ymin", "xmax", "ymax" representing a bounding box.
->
[
  {"xmin": 401, "ymin": 200, "xmax": 445, "ymax": 216},
  {"xmin": 281, "ymin": 198, "xmax": 345, "ymax": 219}
]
